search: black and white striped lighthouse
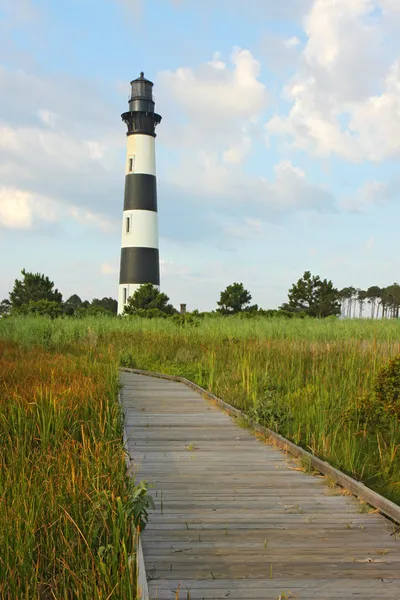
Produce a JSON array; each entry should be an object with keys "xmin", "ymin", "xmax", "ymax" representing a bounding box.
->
[{"xmin": 118, "ymin": 72, "xmax": 162, "ymax": 315}]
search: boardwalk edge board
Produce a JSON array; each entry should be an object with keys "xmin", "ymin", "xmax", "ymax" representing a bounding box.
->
[
  {"xmin": 120, "ymin": 368, "xmax": 400, "ymax": 526},
  {"xmin": 119, "ymin": 393, "xmax": 149, "ymax": 600}
]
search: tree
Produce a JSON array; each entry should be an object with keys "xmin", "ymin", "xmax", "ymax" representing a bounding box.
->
[
  {"xmin": 63, "ymin": 294, "xmax": 87, "ymax": 316},
  {"xmin": 123, "ymin": 283, "xmax": 173, "ymax": 315},
  {"xmin": 339, "ymin": 287, "xmax": 353, "ymax": 318},
  {"xmin": 282, "ymin": 271, "xmax": 340, "ymax": 318},
  {"xmin": 0, "ymin": 299, "xmax": 11, "ymax": 316},
  {"xmin": 10, "ymin": 269, "xmax": 62, "ymax": 309},
  {"xmin": 357, "ymin": 290, "xmax": 368, "ymax": 318},
  {"xmin": 216, "ymin": 283, "xmax": 252, "ymax": 314},
  {"xmin": 366, "ymin": 286, "xmax": 381, "ymax": 319},
  {"xmin": 91, "ymin": 297, "xmax": 118, "ymax": 314},
  {"xmin": 381, "ymin": 283, "xmax": 400, "ymax": 319}
]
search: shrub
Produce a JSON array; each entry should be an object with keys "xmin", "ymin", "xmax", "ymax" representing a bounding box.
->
[
  {"xmin": 343, "ymin": 356, "xmax": 400, "ymax": 430},
  {"xmin": 15, "ymin": 300, "xmax": 62, "ymax": 319},
  {"xmin": 374, "ymin": 355, "xmax": 400, "ymax": 420},
  {"xmin": 171, "ymin": 314, "xmax": 200, "ymax": 328},
  {"xmin": 119, "ymin": 350, "xmax": 136, "ymax": 368}
]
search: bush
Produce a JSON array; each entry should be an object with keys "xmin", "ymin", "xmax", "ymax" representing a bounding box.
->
[
  {"xmin": 171, "ymin": 314, "xmax": 200, "ymax": 328},
  {"xmin": 343, "ymin": 356, "xmax": 400, "ymax": 431},
  {"xmin": 15, "ymin": 300, "xmax": 62, "ymax": 319},
  {"xmin": 119, "ymin": 350, "xmax": 136, "ymax": 368},
  {"xmin": 374, "ymin": 356, "xmax": 400, "ymax": 420}
]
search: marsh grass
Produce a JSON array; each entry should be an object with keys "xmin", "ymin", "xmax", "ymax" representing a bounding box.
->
[
  {"xmin": 0, "ymin": 340, "xmax": 149, "ymax": 599},
  {"xmin": 2, "ymin": 314, "xmax": 400, "ymax": 510}
]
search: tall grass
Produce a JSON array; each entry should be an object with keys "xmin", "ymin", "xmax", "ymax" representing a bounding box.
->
[
  {"xmin": 0, "ymin": 340, "xmax": 147, "ymax": 599},
  {"xmin": 2, "ymin": 314, "xmax": 400, "ymax": 511}
]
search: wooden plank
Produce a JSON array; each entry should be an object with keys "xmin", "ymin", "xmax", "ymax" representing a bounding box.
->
[
  {"xmin": 120, "ymin": 371, "xmax": 400, "ymax": 600},
  {"xmin": 122, "ymin": 369, "xmax": 400, "ymax": 525}
]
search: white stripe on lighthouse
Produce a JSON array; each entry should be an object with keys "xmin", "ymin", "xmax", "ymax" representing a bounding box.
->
[
  {"xmin": 121, "ymin": 210, "xmax": 159, "ymax": 249},
  {"xmin": 126, "ymin": 135, "xmax": 156, "ymax": 176}
]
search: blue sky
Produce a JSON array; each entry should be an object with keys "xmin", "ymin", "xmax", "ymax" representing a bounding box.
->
[{"xmin": 1, "ymin": 0, "xmax": 400, "ymax": 310}]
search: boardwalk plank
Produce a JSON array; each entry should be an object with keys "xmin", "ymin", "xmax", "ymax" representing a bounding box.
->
[{"xmin": 121, "ymin": 372, "xmax": 400, "ymax": 600}]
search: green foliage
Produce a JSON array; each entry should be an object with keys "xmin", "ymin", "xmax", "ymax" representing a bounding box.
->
[
  {"xmin": 128, "ymin": 479, "xmax": 155, "ymax": 532},
  {"xmin": 63, "ymin": 294, "xmax": 89, "ymax": 316},
  {"xmin": 0, "ymin": 299, "xmax": 11, "ymax": 316},
  {"xmin": 248, "ymin": 388, "xmax": 292, "ymax": 431},
  {"xmin": 374, "ymin": 356, "xmax": 400, "ymax": 420},
  {"xmin": 283, "ymin": 270, "xmax": 340, "ymax": 318},
  {"xmin": 171, "ymin": 313, "xmax": 200, "ymax": 328},
  {"xmin": 15, "ymin": 300, "xmax": 63, "ymax": 319},
  {"xmin": 63, "ymin": 296, "xmax": 117, "ymax": 317},
  {"xmin": 10, "ymin": 269, "xmax": 62, "ymax": 308},
  {"xmin": 119, "ymin": 350, "xmax": 137, "ymax": 368},
  {"xmin": 91, "ymin": 297, "xmax": 118, "ymax": 314},
  {"xmin": 123, "ymin": 283, "xmax": 173, "ymax": 315},
  {"xmin": 217, "ymin": 282, "xmax": 252, "ymax": 314}
]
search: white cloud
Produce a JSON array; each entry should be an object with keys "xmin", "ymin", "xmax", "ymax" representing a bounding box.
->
[
  {"xmin": 222, "ymin": 135, "xmax": 252, "ymax": 164},
  {"xmin": 100, "ymin": 262, "xmax": 117, "ymax": 275},
  {"xmin": 157, "ymin": 48, "xmax": 335, "ymax": 220},
  {"xmin": 158, "ymin": 48, "xmax": 268, "ymax": 165},
  {"xmin": 0, "ymin": 64, "xmax": 125, "ymax": 233},
  {"xmin": 0, "ymin": 184, "xmax": 115, "ymax": 232},
  {"xmin": 38, "ymin": 109, "xmax": 59, "ymax": 128},
  {"xmin": 285, "ymin": 36, "xmax": 301, "ymax": 49},
  {"xmin": 160, "ymin": 48, "xmax": 267, "ymax": 122},
  {"xmin": 266, "ymin": 0, "xmax": 400, "ymax": 162},
  {"xmin": 0, "ymin": 187, "xmax": 58, "ymax": 229}
]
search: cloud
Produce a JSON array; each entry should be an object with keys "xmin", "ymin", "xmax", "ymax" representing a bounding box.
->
[
  {"xmin": 0, "ymin": 65, "xmax": 125, "ymax": 231},
  {"xmin": 342, "ymin": 179, "xmax": 397, "ymax": 212},
  {"xmin": 0, "ymin": 187, "xmax": 58, "ymax": 229},
  {"xmin": 366, "ymin": 235, "xmax": 375, "ymax": 251},
  {"xmin": 164, "ymin": 152, "xmax": 336, "ymax": 220},
  {"xmin": 155, "ymin": 48, "xmax": 336, "ymax": 234},
  {"xmin": 158, "ymin": 48, "xmax": 268, "ymax": 163},
  {"xmin": 100, "ymin": 262, "xmax": 118, "ymax": 275},
  {"xmin": 266, "ymin": 0, "xmax": 400, "ymax": 162},
  {"xmin": 223, "ymin": 217, "xmax": 263, "ymax": 239},
  {"xmin": 0, "ymin": 185, "xmax": 116, "ymax": 232},
  {"xmin": 161, "ymin": 48, "xmax": 267, "ymax": 122}
]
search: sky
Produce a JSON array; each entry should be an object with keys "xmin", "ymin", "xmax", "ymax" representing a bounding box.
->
[{"xmin": 1, "ymin": 0, "xmax": 400, "ymax": 311}]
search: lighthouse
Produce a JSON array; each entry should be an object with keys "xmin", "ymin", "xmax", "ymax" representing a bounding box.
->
[{"xmin": 118, "ymin": 72, "xmax": 162, "ymax": 315}]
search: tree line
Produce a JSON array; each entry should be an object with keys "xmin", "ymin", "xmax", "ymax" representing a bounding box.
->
[
  {"xmin": 0, "ymin": 269, "xmax": 117, "ymax": 318},
  {"xmin": 1, "ymin": 268, "xmax": 400, "ymax": 319}
]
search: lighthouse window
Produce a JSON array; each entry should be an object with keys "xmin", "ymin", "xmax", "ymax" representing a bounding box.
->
[
  {"xmin": 125, "ymin": 216, "xmax": 131, "ymax": 233},
  {"xmin": 123, "ymin": 287, "xmax": 127, "ymax": 304},
  {"xmin": 128, "ymin": 156, "xmax": 135, "ymax": 172}
]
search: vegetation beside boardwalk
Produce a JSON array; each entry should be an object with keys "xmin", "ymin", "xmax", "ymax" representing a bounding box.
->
[
  {"xmin": 2, "ymin": 315, "xmax": 400, "ymax": 515},
  {"xmin": 0, "ymin": 339, "xmax": 153, "ymax": 600}
]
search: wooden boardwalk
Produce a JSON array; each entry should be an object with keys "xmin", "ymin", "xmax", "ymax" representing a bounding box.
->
[{"xmin": 121, "ymin": 371, "xmax": 400, "ymax": 600}]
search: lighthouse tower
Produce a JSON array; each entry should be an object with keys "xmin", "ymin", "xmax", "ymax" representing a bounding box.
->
[{"xmin": 118, "ymin": 72, "xmax": 162, "ymax": 315}]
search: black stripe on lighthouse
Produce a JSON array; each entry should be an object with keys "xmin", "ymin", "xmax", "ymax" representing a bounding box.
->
[
  {"xmin": 124, "ymin": 174, "xmax": 157, "ymax": 212},
  {"xmin": 119, "ymin": 247, "xmax": 160, "ymax": 285}
]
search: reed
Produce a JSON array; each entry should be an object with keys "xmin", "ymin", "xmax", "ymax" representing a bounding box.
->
[{"xmin": 0, "ymin": 339, "xmax": 151, "ymax": 599}]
